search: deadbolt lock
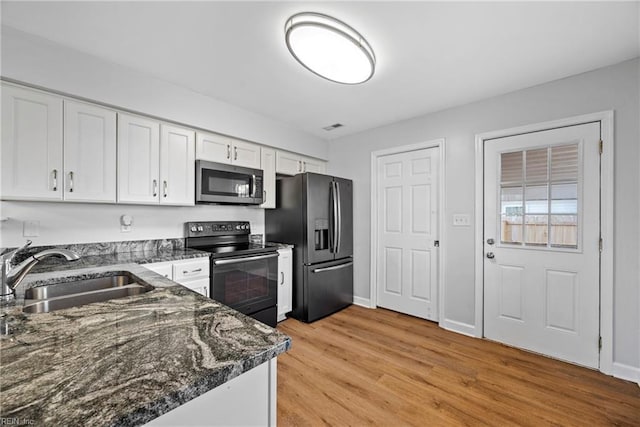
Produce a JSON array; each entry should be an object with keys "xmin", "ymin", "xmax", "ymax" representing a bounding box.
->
[{"xmin": 487, "ymin": 238, "xmax": 495, "ymax": 245}]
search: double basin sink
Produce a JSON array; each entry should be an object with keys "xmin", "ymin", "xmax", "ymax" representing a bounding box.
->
[{"xmin": 23, "ymin": 273, "xmax": 153, "ymax": 314}]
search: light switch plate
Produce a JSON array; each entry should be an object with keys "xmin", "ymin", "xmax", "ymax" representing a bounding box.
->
[
  {"xmin": 23, "ymin": 220, "xmax": 40, "ymax": 237},
  {"xmin": 453, "ymin": 214, "xmax": 471, "ymax": 227}
]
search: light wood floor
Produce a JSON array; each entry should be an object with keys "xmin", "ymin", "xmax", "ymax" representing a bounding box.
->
[{"xmin": 276, "ymin": 305, "xmax": 640, "ymax": 426}]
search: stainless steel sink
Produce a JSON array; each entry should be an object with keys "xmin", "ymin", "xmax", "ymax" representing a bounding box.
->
[{"xmin": 22, "ymin": 274, "xmax": 153, "ymax": 314}]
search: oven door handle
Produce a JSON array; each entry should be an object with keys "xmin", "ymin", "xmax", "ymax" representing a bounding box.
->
[
  {"xmin": 213, "ymin": 253, "xmax": 279, "ymax": 265},
  {"xmin": 312, "ymin": 261, "xmax": 353, "ymax": 273}
]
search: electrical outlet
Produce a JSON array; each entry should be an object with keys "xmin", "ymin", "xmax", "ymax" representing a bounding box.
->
[
  {"xmin": 23, "ymin": 220, "xmax": 40, "ymax": 237},
  {"xmin": 453, "ymin": 214, "xmax": 470, "ymax": 227},
  {"xmin": 120, "ymin": 215, "xmax": 133, "ymax": 232}
]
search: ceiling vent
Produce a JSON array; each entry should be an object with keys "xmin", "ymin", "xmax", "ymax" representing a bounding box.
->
[{"xmin": 322, "ymin": 123, "xmax": 344, "ymax": 131}]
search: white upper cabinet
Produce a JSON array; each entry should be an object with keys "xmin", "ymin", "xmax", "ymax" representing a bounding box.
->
[
  {"xmin": 117, "ymin": 113, "xmax": 161, "ymax": 204},
  {"xmin": 196, "ymin": 131, "xmax": 230, "ymax": 163},
  {"xmin": 160, "ymin": 124, "xmax": 195, "ymax": 206},
  {"xmin": 275, "ymin": 150, "xmax": 327, "ymax": 176},
  {"xmin": 261, "ymin": 147, "xmax": 276, "ymax": 209},
  {"xmin": 63, "ymin": 100, "xmax": 117, "ymax": 203},
  {"xmin": 196, "ymin": 131, "xmax": 261, "ymax": 169},
  {"xmin": 1, "ymin": 84, "xmax": 63, "ymax": 200},
  {"xmin": 301, "ymin": 156, "xmax": 327, "ymax": 174},
  {"xmin": 119, "ymin": 115, "xmax": 195, "ymax": 206},
  {"xmin": 232, "ymin": 139, "xmax": 261, "ymax": 169}
]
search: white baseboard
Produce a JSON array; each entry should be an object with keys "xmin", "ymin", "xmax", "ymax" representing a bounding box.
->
[
  {"xmin": 439, "ymin": 318, "xmax": 477, "ymax": 337},
  {"xmin": 353, "ymin": 296, "xmax": 373, "ymax": 308},
  {"xmin": 612, "ymin": 362, "xmax": 640, "ymax": 383}
]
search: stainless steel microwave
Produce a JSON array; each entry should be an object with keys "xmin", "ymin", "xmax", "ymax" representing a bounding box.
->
[{"xmin": 195, "ymin": 160, "xmax": 264, "ymax": 205}]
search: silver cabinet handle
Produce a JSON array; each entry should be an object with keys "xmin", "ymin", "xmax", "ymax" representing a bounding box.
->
[
  {"xmin": 302, "ymin": 161, "xmax": 306, "ymax": 172},
  {"xmin": 280, "ymin": 271, "xmax": 284, "ymax": 284},
  {"xmin": 152, "ymin": 179, "xmax": 158, "ymax": 197},
  {"xmin": 68, "ymin": 171, "xmax": 74, "ymax": 193},
  {"xmin": 226, "ymin": 144, "xmax": 231, "ymax": 159},
  {"xmin": 52, "ymin": 169, "xmax": 58, "ymax": 191},
  {"xmin": 486, "ymin": 252, "xmax": 495, "ymax": 259},
  {"xmin": 234, "ymin": 146, "xmax": 238, "ymax": 160},
  {"xmin": 213, "ymin": 253, "xmax": 279, "ymax": 265},
  {"xmin": 312, "ymin": 261, "xmax": 353, "ymax": 273},
  {"xmin": 298, "ymin": 160, "xmax": 302, "ymax": 172},
  {"xmin": 183, "ymin": 268, "xmax": 202, "ymax": 274},
  {"xmin": 263, "ymin": 190, "xmax": 266, "ymax": 201},
  {"xmin": 163, "ymin": 180, "xmax": 168, "ymax": 198}
]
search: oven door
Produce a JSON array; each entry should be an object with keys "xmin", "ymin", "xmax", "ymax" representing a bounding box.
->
[
  {"xmin": 196, "ymin": 160, "xmax": 264, "ymax": 205},
  {"xmin": 211, "ymin": 252, "xmax": 278, "ymax": 318}
]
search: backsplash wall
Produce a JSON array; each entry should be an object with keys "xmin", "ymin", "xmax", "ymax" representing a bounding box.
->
[{"xmin": 0, "ymin": 201, "xmax": 265, "ymax": 248}]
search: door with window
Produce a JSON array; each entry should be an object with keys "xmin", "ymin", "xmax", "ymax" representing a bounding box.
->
[
  {"xmin": 377, "ymin": 147, "xmax": 439, "ymax": 321},
  {"xmin": 483, "ymin": 122, "xmax": 600, "ymax": 368}
]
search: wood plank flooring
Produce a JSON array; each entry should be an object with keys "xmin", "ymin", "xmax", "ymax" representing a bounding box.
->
[{"xmin": 276, "ymin": 305, "xmax": 640, "ymax": 426}]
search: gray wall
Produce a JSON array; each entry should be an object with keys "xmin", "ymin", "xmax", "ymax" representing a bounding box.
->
[{"xmin": 328, "ymin": 59, "xmax": 639, "ymax": 372}]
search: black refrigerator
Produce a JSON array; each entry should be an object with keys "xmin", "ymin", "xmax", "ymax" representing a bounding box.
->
[{"xmin": 265, "ymin": 173, "xmax": 353, "ymax": 322}]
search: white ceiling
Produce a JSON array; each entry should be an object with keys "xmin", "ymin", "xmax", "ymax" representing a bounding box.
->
[{"xmin": 1, "ymin": 1, "xmax": 638, "ymax": 141}]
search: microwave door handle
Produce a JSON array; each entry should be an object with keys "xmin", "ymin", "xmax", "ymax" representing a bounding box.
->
[{"xmin": 251, "ymin": 175, "xmax": 257, "ymax": 198}]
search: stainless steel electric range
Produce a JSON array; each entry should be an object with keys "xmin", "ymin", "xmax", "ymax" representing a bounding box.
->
[{"xmin": 185, "ymin": 221, "xmax": 279, "ymax": 327}]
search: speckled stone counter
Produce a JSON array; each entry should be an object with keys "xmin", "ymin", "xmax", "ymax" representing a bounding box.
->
[{"xmin": 0, "ymin": 260, "xmax": 291, "ymax": 425}]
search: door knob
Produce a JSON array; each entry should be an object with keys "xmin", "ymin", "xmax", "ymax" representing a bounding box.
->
[{"xmin": 486, "ymin": 252, "xmax": 495, "ymax": 259}]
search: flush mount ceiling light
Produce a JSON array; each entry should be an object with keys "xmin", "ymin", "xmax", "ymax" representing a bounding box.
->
[{"xmin": 285, "ymin": 12, "xmax": 376, "ymax": 84}]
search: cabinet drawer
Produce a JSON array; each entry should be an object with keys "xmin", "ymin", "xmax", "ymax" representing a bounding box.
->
[{"xmin": 173, "ymin": 259, "xmax": 210, "ymax": 282}]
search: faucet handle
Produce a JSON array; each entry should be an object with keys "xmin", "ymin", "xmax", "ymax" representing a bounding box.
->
[{"xmin": 2, "ymin": 240, "xmax": 33, "ymax": 263}]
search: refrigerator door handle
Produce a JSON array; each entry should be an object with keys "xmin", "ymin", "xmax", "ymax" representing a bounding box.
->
[
  {"xmin": 312, "ymin": 261, "xmax": 353, "ymax": 273},
  {"xmin": 330, "ymin": 181, "xmax": 339, "ymax": 253},
  {"xmin": 336, "ymin": 181, "xmax": 342, "ymax": 254}
]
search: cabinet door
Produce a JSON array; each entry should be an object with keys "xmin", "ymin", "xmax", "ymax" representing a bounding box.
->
[
  {"xmin": 231, "ymin": 139, "xmax": 261, "ymax": 169},
  {"xmin": 260, "ymin": 147, "xmax": 276, "ymax": 209},
  {"xmin": 160, "ymin": 124, "xmax": 195, "ymax": 206},
  {"xmin": 181, "ymin": 278, "xmax": 210, "ymax": 298},
  {"xmin": 143, "ymin": 262, "xmax": 173, "ymax": 279},
  {"xmin": 1, "ymin": 84, "xmax": 63, "ymax": 200},
  {"xmin": 196, "ymin": 131, "xmax": 232, "ymax": 164},
  {"xmin": 117, "ymin": 113, "xmax": 160, "ymax": 204},
  {"xmin": 275, "ymin": 151, "xmax": 302, "ymax": 176},
  {"xmin": 63, "ymin": 100, "xmax": 117, "ymax": 202},
  {"xmin": 302, "ymin": 156, "xmax": 327, "ymax": 174},
  {"xmin": 277, "ymin": 248, "xmax": 293, "ymax": 321}
]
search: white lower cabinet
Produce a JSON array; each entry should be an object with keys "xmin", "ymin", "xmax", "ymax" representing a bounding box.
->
[
  {"xmin": 146, "ymin": 358, "xmax": 277, "ymax": 427},
  {"xmin": 143, "ymin": 258, "xmax": 210, "ymax": 297},
  {"xmin": 277, "ymin": 247, "xmax": 293, "ymax": 322}
]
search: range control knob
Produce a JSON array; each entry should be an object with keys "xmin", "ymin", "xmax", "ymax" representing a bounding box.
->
[
  {"xmin": 236, "ymin": 225, "xmax": 241, "ymax": 230},
  {"xmin": 197, "ymin": 226, "xmax": 204, "ymax": 232},
  {"xmin": 190, "ymin": 226, "xmax": 198, "ymax": 232}
]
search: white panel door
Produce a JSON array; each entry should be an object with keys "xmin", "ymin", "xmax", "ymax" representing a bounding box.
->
[
  {"xmin": 483, "ymin": 122, "xmax": 600, "ymax": 368},
  {"xmin": 376, "ymin": 148, "xmax": 439, "ymax": 321},
  {"xmin": 63, "ymin": 100, "xmax": 116, "ymax": 202},
  {"xmin": 117, "ymin": 113, "xmax": 160, "ymax": 204},
  {"xmin": 231, "ymin": 140, "xmax": 261, "ymax": 169},
  {"xmin": 160, "ymin": 124, "xmax": 195, "ymax": 206},
  {"xmin": 1, "ymin": 84, "xmax": 63, "ymax": 200},
  {"xmin": 195, "ymin": 131, "xmax": 232, "ymax": 164},
  {"xmin": 261, "ymin": 147, "xmax": 276, "ymax": 208}
]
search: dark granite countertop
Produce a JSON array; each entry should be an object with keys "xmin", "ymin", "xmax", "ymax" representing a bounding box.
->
[{"xmin": 0, "ymin": 255, "xmax": 291, "ymax": 426}]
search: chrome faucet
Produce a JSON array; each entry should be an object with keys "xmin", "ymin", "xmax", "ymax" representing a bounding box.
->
[{"xmin": 1, "ymin": 240, "xmax": 80, "ymax": 301}]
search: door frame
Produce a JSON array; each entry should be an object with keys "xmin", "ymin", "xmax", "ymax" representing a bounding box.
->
[
  {"xmin": 474, "ymin": 111, "xmax": 614, "ymax": 375},
  {"xmin": 370, "ymin": 138, "xmax": 446, "ymax": 323}
]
